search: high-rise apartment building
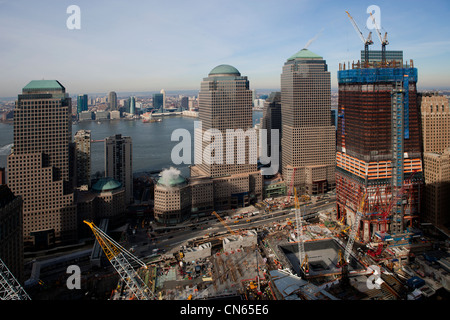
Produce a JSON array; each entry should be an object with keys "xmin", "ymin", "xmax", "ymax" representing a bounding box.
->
[
  {"xmin": 420, "ymin": 93, "xmax": 450, "ymax": 227},
  {"xmin": 7, "ymin": 80, "xmax": 77, "ymax": 248},
  {"xmin": 336, "ymin": 53, "xmax": 423, "ymax": 241},
  {"xmin": 280, "ymin": 49, "xmax": 336, "ymax": 195},
  {"xmin": 105, "ymin": 134, "xmax": 133, "ymax": 204},
  {"xmin": 108, "ymin": 91, "xmax": 117, "ymax": 110},
  {"xmin": 74, "ymin": 130, "xmax": 91, "ymax": 189}
]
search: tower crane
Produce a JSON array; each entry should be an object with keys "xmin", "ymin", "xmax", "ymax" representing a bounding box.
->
[
  {"xmin": 346, "ymin": 11, "xmax": 373, "ymax": 67},
  {"xmin": 370, "ymin": 12, "xmax": 389, "ymax": 65},
  {"xmin": 0, "ymin": 258, "xmax": 31, "ymax": 300},
  {"xmin": 83, "ymin": 220, "xmax": 154, "ymax": 300},
  {"xmin": 294, "ymin": 188, "xmax": 309, "ymax": 275}
]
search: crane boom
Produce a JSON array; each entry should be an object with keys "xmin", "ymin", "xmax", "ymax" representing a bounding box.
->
[
  {"xmin": 0, "ymin": 258, "xmax": 31, "ymax": 300},
  {"xmin": 346, "ymin": 11, "xmax": 373, "ymax": 66},
  {"xmin": 84, "ymin": 220, "xmax": 154, "ymax": 300},
  {"xmin": 344, "ymin": 193, "xmax": 367, "ymax": 263},
  {"xmin": 346, "ymin": 11, "xmax": 366, "ymax": 44},
  {"xmin": 212, "ymin": 211, "xmax": 237, "ymax": 235},
  {"xmin": 369, "ymin": 12, "xmax": 389, "ymax": 64},
  {"xmin": 294, "ymin": 188, "xmax": 308, "ymax": 274}
]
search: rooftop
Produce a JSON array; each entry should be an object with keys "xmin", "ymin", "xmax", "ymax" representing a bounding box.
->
[
  {"xmin": 157, "ymin": 174, "xmax": 187, "ymax": 187},
  {"xmin": 92, "ymin": 177, "xmax": 122, "ymax": 192},
  {"xmin": 208, "ymin": 64, "xmax": 241, "ymax": 76},
  {"xmin": 22, "ymin": 80, "xmax": 65, "ymax": 93},
  {"xmin": 287, "ymin": 48, "xmax": 323, "ymax": 61}
]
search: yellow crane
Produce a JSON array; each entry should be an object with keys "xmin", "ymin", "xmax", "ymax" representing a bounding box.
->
[
  {"xmin": 212, "ymin": 211, "xmax": 238, "ymax": 236},
  {"xmin": 84, "ymin": 220, "xmax": 154, "ymax": 300}
]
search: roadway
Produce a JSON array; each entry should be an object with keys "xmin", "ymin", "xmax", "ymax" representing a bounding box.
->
[{"xmin": 127, "ymin": 196, "xmax": 336, "ymax": 260}]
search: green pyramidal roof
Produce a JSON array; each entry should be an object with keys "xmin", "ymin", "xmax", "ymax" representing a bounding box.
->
[
  {"xmin": 23, "ymin": 80, "xmax": 65, "ymax": 92},
  {"xmin": 287, "ymin": 48, "xmax": 323, "ymax": 61}
]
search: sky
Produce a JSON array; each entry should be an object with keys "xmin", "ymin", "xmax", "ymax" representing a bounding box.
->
[{"xmin": 0, "ymin": 0, "xmax": 449, "ymax": 97}]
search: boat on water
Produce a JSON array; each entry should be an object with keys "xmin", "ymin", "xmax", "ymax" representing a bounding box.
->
[{"xmin": 141, "ymin": 111, "xmax": 162, "ymax": 123}]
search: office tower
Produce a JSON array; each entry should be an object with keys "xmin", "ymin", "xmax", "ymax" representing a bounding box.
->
[
  {"xmin": 181, "ymin": 96, "xmax": 189, "ymax": 110},
  {"xmin": 160, "ymin": 89, "xmax": 166, "ymax": 111},
  {"xmin": 0, "ymin": 184, "xmax": 24, "ymax": 282},
  {"xmin": 420, "ymin": 93, "xmax": 450, "ymax": 227},
  {"xmin": 262, "ymin": 92, "xmax": 282, "ymax": 158},
  {"xmin": 336, "ymin": 52, "xmax": 423, "ymax": 241},
  {"xmin": 281, "ymin": 49, "xmax": 336, "ymax": 195},
  {"xmin": 129, "ymin": 96, "xmax": 136, "ymax": 115},
  {"xmin": 105, "ymin": 134, "xmax": 133, "ymax": 204},
  {"xmin": 7, "ymin": 80, "xmax": 77, "ymax": 248},
  {"xmin": 190, "ymin": 65, "xmax": 262, "ymax": 211},
  {"xmin": 74, "ymin": 130, "xmax": 91, "ymax": 189},
  {"xmin": 108, "ymin": 91, "xmax": 117, "ymax": 110},
  {"xmin": 193, "ymin": 64, "xmax": 256, "ymax": 177},
  {"xmin": 77, "ymin": 94, "xmax": 88, "ymax": 113},
  {"xmin": 153, "ymin": 93, "xmax": 164, "ymax": 111}
]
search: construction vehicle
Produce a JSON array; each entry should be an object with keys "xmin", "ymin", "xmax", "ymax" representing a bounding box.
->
[
  {"xmin": 0, "ymin": 258, "xmax": 31, "ymax": 300},
  {"xmin": 84, "ymin": 220, "xmax": 154, "ymax": 300},
  {"xmin": 294, "ymin": 188, "xmax": 309, "ymax": 275},
  {"xmin": 346, "ymin": 11, "xmax": 373, "ymax": 67}
]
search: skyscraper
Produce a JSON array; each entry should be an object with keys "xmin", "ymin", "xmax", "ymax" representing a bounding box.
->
[
  {"xmin": 181, "ymin": 96, "xmax": 189, "ymax": 110},
  {"xmin": 420, "ymin": 93, "xmax": 450, "ymax": 227},
  {"xmin": 77, "ymin": 94, "xmax": 88, "ymax": 114},
  {"xmin": 0, "ymin": 184, "xmax": 24, "ymax": 282},
  {"xmin": 262, "ymin": 92, "xmax": 282, "ymax": 158},
  {"xmin": 7, "ymin": 80, "xmax": 77, "ymax": 248},
  {"xmin": 108, "ymin": 91, "xmax": 117, "ymax": 110},
  {"xmin": 336, "ymin": 52, "xmax": 423, "ymax": 241},
  {"xmin": 280, "ymin": 49, "xmax": 336, "ymax": 195},
  {"xmin": 129, "ymin": 96, "xmax": 136, "ymax": 115},
  {"xmin": 153, "ymin": 93, "xmax": 164, "ymax": 111},
  {"xmin": 193, "ymin": 64, "xmax": 256, "ymax": 178},
  {"xmin": 190, "ymin": 65, "xmax": 262, "ymax": 210},
  {"xmin": 105, "ymin": 134, "xmax": 133, "ymax": 204}
]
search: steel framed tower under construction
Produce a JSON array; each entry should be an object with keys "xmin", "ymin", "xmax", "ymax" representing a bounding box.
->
[{"xmin": 336, "ymin": 55, "xmax": 423, "ymax": 243}]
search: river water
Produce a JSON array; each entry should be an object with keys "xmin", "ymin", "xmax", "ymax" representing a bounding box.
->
[{"xmin": 0, "ymin": 111, "xmax": 263, "ymax": 177}]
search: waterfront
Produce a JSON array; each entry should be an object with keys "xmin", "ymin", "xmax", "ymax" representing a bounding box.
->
[{"xmin": 0, "ymin": 111, "xmax": 263, "ymax": 177}]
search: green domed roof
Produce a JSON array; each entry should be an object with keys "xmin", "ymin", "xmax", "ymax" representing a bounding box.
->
[
  {"xmin": 92, "ymin": 177, "xmax": 122, "ymax": 192},
  {"xmin": 157, "ymin": 175, "xmax": 187, "ymax": 187},
  {"xmin": 287, "ymin": 48, "xmax": 323, "ymax": 61},
  {"xmin": 209, "ymin": 64, "xmax": 241, "ymax": 76}
]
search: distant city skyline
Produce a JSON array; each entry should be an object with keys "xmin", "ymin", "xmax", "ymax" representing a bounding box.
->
[{"xmin": 0, "ymin": 0, "xmax": 449, "ymax": 97}]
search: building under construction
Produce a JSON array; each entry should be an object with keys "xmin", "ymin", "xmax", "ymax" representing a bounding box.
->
[{"xmin": 336, "ymin": 51, "xmax": 423, "ymax": 243}]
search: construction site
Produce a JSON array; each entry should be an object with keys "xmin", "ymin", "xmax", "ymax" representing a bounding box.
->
[{"xmin": 1, "ymin": 12, "xmax": 449, "ymax": 304}]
